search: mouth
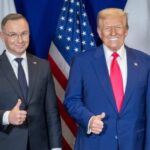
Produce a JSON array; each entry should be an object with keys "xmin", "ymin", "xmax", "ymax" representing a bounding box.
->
[
  {"xmin": 109, "ymin": 37, "xmax": 118, "ymax": 41},
  {"xmin": 15, "ymin": 44, "xmax": 25, "ymax": 48}
]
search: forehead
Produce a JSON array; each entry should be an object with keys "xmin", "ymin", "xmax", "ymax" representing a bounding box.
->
[
  {"xmin": 4, "ymin": 19, "xmax": 29, "ymax": 31},
  {"xmin": 100, "ymin": 16, "xmax": 126, "ymax": 26}
]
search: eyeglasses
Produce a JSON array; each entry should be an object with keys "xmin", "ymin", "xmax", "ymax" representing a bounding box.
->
[{"xmin": 3, "ymin": 31, "xmax": 29, "ymax": 40}]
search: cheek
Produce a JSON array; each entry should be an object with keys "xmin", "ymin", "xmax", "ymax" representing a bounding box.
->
[{"xmin": 5, "ymin": 39, "xmax": 14, "ymax": 46}]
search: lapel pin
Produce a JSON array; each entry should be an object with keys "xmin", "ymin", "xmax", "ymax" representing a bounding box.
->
[
  {"xmin": 133, "ymin": 62, "xmax": 138, "ymax": 66},
  {"xmin": 33, "ymin": 61, "xmax": 37, "ymax": 64}
]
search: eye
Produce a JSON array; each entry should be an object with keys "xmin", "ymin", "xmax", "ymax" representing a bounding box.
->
[
  {"xmin": 9, "ymin": 33, "xmax": 18, "ymax": 38},
  {"xmin": 21, "ymin": 32, "xmax": 29, "ymax": 38},
  {"xmin": 103, "ymin": 27, "xmax": 111, "ymax": 31},
  {"xmin": 115, "ymin": 26, "xmax": 123, "ymax": 29}
]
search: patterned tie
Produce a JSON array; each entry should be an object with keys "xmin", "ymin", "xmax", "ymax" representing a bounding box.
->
[
  {"xmin": 15, "ymin": 58, "xmax": 28, "ymax": 102},
  {"xmin": 110, "ymin": 52, "xmax": 124, "ymax": 112}
]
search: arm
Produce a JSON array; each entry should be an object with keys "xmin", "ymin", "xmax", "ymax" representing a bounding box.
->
[{"xmin": 64, "ymin": 57, "xmax": 94, "ymax": 132}]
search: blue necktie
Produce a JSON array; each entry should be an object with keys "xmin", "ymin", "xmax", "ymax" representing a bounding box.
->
[{"xmin": 15, "ymin": 58, "xmax": 28, "ymax": 102}]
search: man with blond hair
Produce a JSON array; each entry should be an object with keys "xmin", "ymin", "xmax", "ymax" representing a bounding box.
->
[{"xmin": 64, "ymin": 8, "xmax": 150, "ymax": 150}]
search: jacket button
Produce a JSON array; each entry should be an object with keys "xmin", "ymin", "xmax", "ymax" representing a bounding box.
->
[{"xmin": 115, "ymin": 135, "xmax": 118, "ymax": 139}]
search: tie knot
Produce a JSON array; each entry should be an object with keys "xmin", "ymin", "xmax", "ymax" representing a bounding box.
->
[
  {"xmin": 112, "ymin": 52, "xmax": 119, "ymax": 59},
  {"xmin": 15, "ymin": 58, "xmax": 23, "ymax": 64}
]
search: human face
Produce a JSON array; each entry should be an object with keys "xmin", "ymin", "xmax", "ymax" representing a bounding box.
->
[
  {"xmin": 0, "ymin": 18, "xmax": 29, "ymax": 56},
  {"xmin": 97, "ymin": 16, "xmax": 128, "ymax": 51}
]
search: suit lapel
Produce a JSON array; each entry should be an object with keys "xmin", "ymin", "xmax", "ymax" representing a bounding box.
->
[
  {"xmin": 27, "ymin": 54, "xmax": 39, "ymax": 103},
  {"xmin": 90, "ymin": 46, "xmax": 118, "ymax": 112},
  {"xmin": 120, "ymin": 48, "xmax": 139, "ymax": 113},
  {"xmin": 0, "ymin": 52, "xmax": 22, "ymax": 98}
]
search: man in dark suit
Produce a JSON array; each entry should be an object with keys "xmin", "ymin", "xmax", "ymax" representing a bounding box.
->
[
  {"xmin": 0, "ymin": 13, "xmax": 62, "ymax": 150},
  {"xmin": 64, "ymin": 8, "xmax": 150, "ymax": 150}
]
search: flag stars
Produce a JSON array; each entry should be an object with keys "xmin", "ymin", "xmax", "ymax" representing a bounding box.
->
[
  {"xmin": 75, "ymin": 38, "xmax": 80, "ymax": 43},
  {"xmin": 77, "ymin": 11, "xmax": 80, "ymax": 15},
  {"xmin": 68, "ymin": 18, "xmax": 73, "ymax": 23},
  {"xmin": 77, "ymin": 20, "xmax": 80, "ymax": 24},
  {"xmin": 66, "ymin": 37, "xmax": 71, "ymax": 41},
  {"xmin": 69, "ymin": 9, "xmax": 74, "ymax": 13},
  {"xmin": 62, "ymin": 7, "xmax": 66, "ymax": 11},
  {"xmin": 82, "ymin": 4, "xmax": 85, "ymax": 8},
  {"xmin": 82, "ymin": 41, "xmax": 86, "ymax": 45},
  {"xmin": 59, "ymin": 26, "xmax": 64, "ymax": 30},
  {"xmin": 90, "ymin": 33, "xmax": 94, "ymax": 37},
  {"xmin": 66, "ymin": 46, "xmax": 70, "ymax": 50},
  {"xmin": 76, "ymin": 29, "xmax": 80, "ymax": 33},
  {"xmin": 76, "ymin": 2, "xmax": 80, "ymax": 6},
  {"xmin": 67, "ymin": 28, "xmax": 72, "ymax": 32},
  {"xmin": 82, "ymin": 22, "xmax": 87, "ymax": 26},
  {"xmin": 58, "ymin": 35, "xmax": 62, "ymax": 39},
  {"xmin": 61, "ymin": 16, "xmax": 65, "ymax": 21},
  {"xmin": 70, "ymin": 0, "xmax": 74, "ymax": 3},
  {"xmin": 82, "ymin": 31, "xmax": 86, "ymax": 36},
  {"xmin": 74, "ymin": 48, "xmax": 79, "ymax": 52},
  {"xmin": 90, "ymin": 42, "xmax": 95, "ymax": 46},
  {"xmin": 82, "ymin": 13, "xmax": 87, "ymax": 17}
]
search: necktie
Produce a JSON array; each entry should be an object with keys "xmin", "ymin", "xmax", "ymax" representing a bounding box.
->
[
  {"xmin": 110, "ymin": 52, "xmax": 124, "ymax": 112},
  {"xmin": 15, "ymin": 58, "xmax": 28, "ymax": 102}
]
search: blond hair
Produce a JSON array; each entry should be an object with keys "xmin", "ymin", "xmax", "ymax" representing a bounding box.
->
[{"xmin": 97, "ymin": 8, "xmax": 128, "ymax": 29}]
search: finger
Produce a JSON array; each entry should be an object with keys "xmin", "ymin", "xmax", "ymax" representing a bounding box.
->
[
  {"xmin": 91, "ymin": 128, "xmax": 103, "ymax": 134},
  {"xmin": 20, "ymin": 110, "xmax": 27, "ymax": 116},
  {"xmin": 97, "ymin": 112, "xmax": 106, "ymax": 120},
  {"xmin": 14, "ymin": 99, "xmax": 22, "ymax": 110}
]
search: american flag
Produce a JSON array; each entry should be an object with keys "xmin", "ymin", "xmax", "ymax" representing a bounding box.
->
[{"xmin": 48, "ymin": 0, "xmax": 96, "ymax": 149}]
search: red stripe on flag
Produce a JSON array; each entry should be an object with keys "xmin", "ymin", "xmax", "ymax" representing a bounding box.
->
[
  {"xmin": 62, "ymin": 137, "xmax": 72, "ymax": 150},
  {"xmin": 57, "ymin": 97, "xmax": 77, "ymax": 137},
  {"xmin": 48, "ymin": 54, "xmax": 67, "ymax": 90}
]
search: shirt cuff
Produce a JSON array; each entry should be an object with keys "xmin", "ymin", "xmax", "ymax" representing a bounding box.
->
[
  {"xmin": 87, "ymin": 116, "xmax": 94, "ymax": 134},
  {"xmin": 2, "ymin": 111, "xmax": 10, "ymax": 125},
  {"xmin": 51, "ymin": 148, "xmax": 62, "ymax": 150}
]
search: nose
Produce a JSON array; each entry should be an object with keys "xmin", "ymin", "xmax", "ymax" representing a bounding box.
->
[
  {"xmin": 110, "ymin": 27, "xmax": 116, "ymax": 36},
  {"xmin": 17, "ymin": 34, "xmax": 24, "ymax": 43}
]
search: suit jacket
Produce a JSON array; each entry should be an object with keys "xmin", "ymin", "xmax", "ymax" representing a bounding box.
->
[
  {"xmin": 0, "ymin": 52, "xmax": 62, "ymax": 150},
  {"xmin": 64, "ymin": 45, "xmax": 150, "ymax": 150}
]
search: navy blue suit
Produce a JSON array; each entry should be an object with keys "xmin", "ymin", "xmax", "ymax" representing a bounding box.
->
[{"xmin": 64, "ymin": 45, "xmax": 150, "ymax": 150}]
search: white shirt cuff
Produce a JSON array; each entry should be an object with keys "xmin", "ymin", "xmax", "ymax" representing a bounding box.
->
[
  {"xmin": 2, "ymin": 111, "xmax": 10, "ymax": 125},
  {"xmin": 87, "ymin": 116, "xmax": 94, "ymax": 134},
  {"xmin": 51, "ymin": 148, "xmax": 62, "ymax": 150}
]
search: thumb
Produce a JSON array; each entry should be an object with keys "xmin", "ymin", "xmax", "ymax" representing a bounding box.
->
[
  {"xmin": 14, "ymin": 99, "xmax": 22, "ymax": 110},
  {"xmin": 98, "ymin": 112, "xmax": 106, "ymax": 120}
]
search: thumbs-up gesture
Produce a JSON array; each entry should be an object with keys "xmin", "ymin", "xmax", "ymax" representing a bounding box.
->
[
  {"xmin": 8, "ymin": 99, "xmax": 27, "ymax": 125},
  {"xmin": 89, "ymin": 112, "xmax": 106, "ymax": 134}
]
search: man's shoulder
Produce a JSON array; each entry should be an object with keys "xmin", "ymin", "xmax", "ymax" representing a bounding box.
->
[
  {"xmin": 126, "ymin": 46, "xmax": 150, "ymax": 58},
  {"xmin": 74, "ymin": 46, "xmax": 102, "ymax": 60},
  {"xmin": 27, "ymin": 53, "xmax": 49, "ymax": 64},
  {"xmin": 126, "ymin": 46, "xmax": 150, "ymax": 66}
]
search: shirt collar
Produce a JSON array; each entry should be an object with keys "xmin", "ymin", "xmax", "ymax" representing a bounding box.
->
[
  {"xmin": 103, "ymin": 44, "xmax": 126, "ymax": 60},
  {"xmin": 6, "ymin": 50, "xmax": 27, "ymax": 63}
]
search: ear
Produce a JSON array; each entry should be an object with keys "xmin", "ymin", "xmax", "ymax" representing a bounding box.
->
[
  {"xmin": 0, "ymin": 31, "xmax": 4, "ymax": 41},
  {"xmin": 125, "ymin": 28, "xmax": 128, "ymax": 37}
]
